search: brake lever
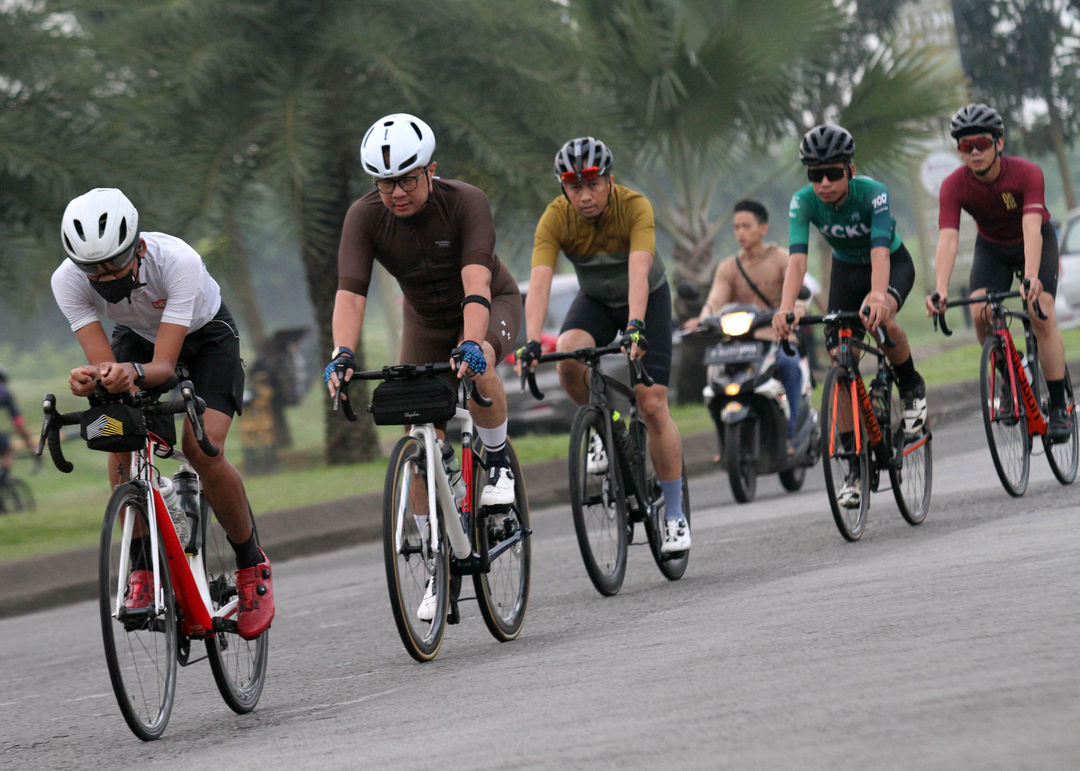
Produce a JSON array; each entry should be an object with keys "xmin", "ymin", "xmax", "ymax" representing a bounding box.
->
[{"xmin": 930, "ymin": 293, "xmax": 953, "ymax": 337}]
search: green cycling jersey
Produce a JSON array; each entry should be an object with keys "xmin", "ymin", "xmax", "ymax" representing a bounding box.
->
[{"xmin": 788, "ymin": 176, "xmax": 902, "ymax": 264}]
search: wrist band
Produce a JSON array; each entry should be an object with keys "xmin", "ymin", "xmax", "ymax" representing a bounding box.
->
[
  {"xmin": 461, "ymin": 294, "xmax": 491, "ymax": 310},
  {"xmin": 331, "ymin": 345, "xmax": 354, "ymax": 360},
  {"xmin": 627, "ymin": 318, "xmax": 645, "ymax": 331}
]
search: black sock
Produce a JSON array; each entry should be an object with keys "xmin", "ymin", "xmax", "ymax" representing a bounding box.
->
[
  {"xmin": 229, "ymin": 532, "xmax": 264, "ymax": 569},
  {"xmin": 894, "ymin": 356, "xmax": 918, "ymax": 390},
  {"xmin": 1047, "ymin": 379, "xmax": 1067, "ymax": 411},
  {"xmin": 485, "ymin": 442, "xmax": 507, "ymax": 468}
]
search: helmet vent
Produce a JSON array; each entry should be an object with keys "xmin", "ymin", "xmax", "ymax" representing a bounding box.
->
[
  {"xmin": 98, "ymin": 213, "xmax": 108, "ymax": 238},
  {"xmin": 398, "ymin": 154, "xmax": 418, "ymax": 171},
  {"xmin": 73, "ymin": 219, "xmax": 85, "ymax": 240},
  {"xmin": 118, "ymin": 219, "xmax": 127, "ymax": 243}
]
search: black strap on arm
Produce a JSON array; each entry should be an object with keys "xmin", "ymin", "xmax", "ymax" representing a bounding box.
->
[
  {"xmin": 461, "ymin": 294, "xmax": 491, "ymax": 310},
  {"xmin": 734, "ymin": 256, "xmax": 776, "ymax": 311}
]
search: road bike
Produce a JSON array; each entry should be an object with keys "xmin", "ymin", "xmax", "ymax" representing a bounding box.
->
[
  {"xmin": 525, "ymin": 344, "xmax": 690, "ymax": 596},
  {"xmin": 336, "ymin": 361, "xmax": 531, "ymax": 662},
  {"xmin": 0, "ymin": 456, "xmax": 36, "ymax": 513},
  {"xmin": 791, "ymin": 311, "xmax": 932, "ymax": 541},
  {"xmin": 38, "ymin": 372, "xmax": 268, "ymax": 740},
  {"xmin": 931, "ymin": 287, "xmax": 1078, "ymax": 495}
]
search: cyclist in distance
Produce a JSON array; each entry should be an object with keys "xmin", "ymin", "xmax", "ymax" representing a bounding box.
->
[
  {"xmin": 51, "ymin": 187, "xmax": 274, "ymax": 639},
  {"xmin": 773, "ymin": 124, "xmax": 927, "ymax": 509},
  {"xmin": 0, "ymin": 366, "xmax": 34, "ymax": 491},
  {"xmin": 515, "ymin": 136, "xmax": 689, "ymax": 553},
  {"xmin": 324, "ymin": 113, "xmax": 522, "ymax": 619},
  {"xmin": 684, "ymin": 199, "xmax": 805, "ymax": 457},
  {"xmin": 926, "ymin": 102, "xmax": 1072, "ymax": 442}
]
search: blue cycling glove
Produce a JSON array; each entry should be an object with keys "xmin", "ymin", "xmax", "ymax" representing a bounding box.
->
[
  {"xmin": 452, "ymin": 340, "xmax": 486, "ymax": 375},
  {"xmin": 323, "ymin": 346, "xmax": 357, "ymax": 385}
]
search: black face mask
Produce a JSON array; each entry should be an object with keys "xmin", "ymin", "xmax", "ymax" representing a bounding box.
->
[{"xmin": 89, "ymin": 270, "xmax": 141, "ymax": 304}]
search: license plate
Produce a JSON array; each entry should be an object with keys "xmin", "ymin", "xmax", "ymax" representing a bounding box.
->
[{"xmin": 705, "ymin": 341, "xmax": 761, "ymax": 365}]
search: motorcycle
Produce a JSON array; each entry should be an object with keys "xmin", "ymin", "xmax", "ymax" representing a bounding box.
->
[{"xmin": 693, "ymin": 302, "xmax": 820, "ymax": 503}]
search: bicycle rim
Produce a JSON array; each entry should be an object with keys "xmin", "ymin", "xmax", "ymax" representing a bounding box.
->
[
  {"xmin": 1041, "ymin": 367, "xmax": 1078, "ymax": 484},
  {"xmin": 99, "ymin": 484, "xmax": 177, "ymax": 741},
  {"xmin": 383, "ymin": 435, "xmax": 448, "ymax": 661},
  {"xmin": 980, "ymin": 337, "xmax": 1030, "ymax": 496},
  {"xmin": 889, "ymin": 384, "xmax": 932, "ymax": 525},
  {"xmin": 473, "ymin": 441, "xmax": 531, "ymax": 641},
  {"xmin": 820, "ymin": 368, "xmax": 869, "ymax": 541},
  {"xmin": 645, "ymin": 463, "xmax": 691, "ymax": 580},
  {"xmin": 204, "ymin": 501, "xmax": 269, "ymax": 713},
  {"xmin": 568, "ymin": 407, "xmax": 628, "ymax": 596}
]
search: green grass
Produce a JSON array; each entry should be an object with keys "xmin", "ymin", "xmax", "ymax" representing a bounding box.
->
[{"xmin": 3, "ymin": 323, "xmax": 1076, "ymax": 564}]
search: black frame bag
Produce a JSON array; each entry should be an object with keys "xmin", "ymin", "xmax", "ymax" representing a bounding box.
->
[
  {"xmin": 369, "ymin": 375, "xmax": 458, "ymax": 426},
  {"xmin": 80, "ymin": 403, "xmax": 148, "ymax": 452}
]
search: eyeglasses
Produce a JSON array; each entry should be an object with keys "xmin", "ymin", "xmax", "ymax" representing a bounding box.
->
[
  {"xmin": 72, "ymin": 241, "xmax": 138, "ymax": 277},
  {"xmin": 958, "ymin": 136, "xmax": 995, "ymax": 154},
  {"xmin": 807, "ymin": 166, "xmax": 846, "ymax": 183},
  {"xmin": 560, "ymin": 166, "xmax": 601, "ymax": 183},
  {"xmin": 374, "ymin": 170, "xmax": 425, "ymax": 194}
]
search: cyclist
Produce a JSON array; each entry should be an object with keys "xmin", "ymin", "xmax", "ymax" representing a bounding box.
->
[
  {"xmin": 926, "ymin": 102, "xmax": 1072, "ymax": 442},
  {"xmin": 684, "ymin": 199, "xmax": 805, "ymax": 457},
  {"xmin": 324, "ymin": 113, "xmax": 522, "ymax": 621},
  {"xmin": 773, "ymin": 124, "xmax": 927, "ymax": 510},
  {"xmin": 51, "ymin": 187, "xmax": 274, "ymax": 639},
  {"xmin": 0, "ymin": 366, "xmax": 34, "ymax": 492},
  {"xmin": 515, "ymin": 136, "xmax": 689, "ymax": 553}
]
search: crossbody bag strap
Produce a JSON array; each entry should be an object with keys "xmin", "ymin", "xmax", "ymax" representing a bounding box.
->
[{"xmin": 734, "ymin": 255, "xmax": 776, "ymax": 311}]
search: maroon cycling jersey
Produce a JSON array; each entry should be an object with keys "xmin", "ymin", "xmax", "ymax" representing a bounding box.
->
[
  {"xmin": 336, "ymin": 177, "xmax": 516, "ymax": 323},
  {"xmin": 938, "ymin": 155, "xmax": 1049, "ymax": 246}
]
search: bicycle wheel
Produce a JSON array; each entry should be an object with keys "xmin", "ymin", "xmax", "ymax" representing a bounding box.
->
[
  {"xmin": 99, "ymin": 483, "xmax": 177, "ymax": 741},
  {"xmin": 1039, "ymin": 366, "xmax": 1078, "ymax": 484},
  {"xmin": 473, "ymin": 441, "xmax": 531, "ymax": 641},
  {"xmin": 888, "ymin": 384, "xmax": 932, "ymax": 525},
  {"xmin": 820, "ymin": 367, "xmax": 870, "ymax": 541},
  {"xmin": 568, "ymin": 407, "xmax": 628, "ymax": 596},
  {"xmin": 980, "ymin": 337, "xmax": 1030, "ymax": 496},
  {"xmin": 383, "ymin": 435, "xmax": 448, "ymax": 662},
  {"xmin": 724, "ymin": 418, "xmax": 758, "ymax": 503},
  {"xmin": 644, "ymin": 463, "xmax": 691, "ymax": 581},
  {"xmin": 1, "ymin": 478, "xmax": 35, "ymax": 512},
  {"xmin": 204, "ymin": 500, "xmax": 269, "ymax": 713}
]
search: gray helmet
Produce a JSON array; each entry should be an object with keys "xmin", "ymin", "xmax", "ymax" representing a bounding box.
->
[
  {"xmin": 799, "ymin": 124, "xmax": 855, "ymax": 166},
  {"xmin": 554, "ymin": 137, "xmax": 613, "ymax": 182},
  {"xmin": 950, "ymin": 103, "xmax": 1004, "ymax": 139}
]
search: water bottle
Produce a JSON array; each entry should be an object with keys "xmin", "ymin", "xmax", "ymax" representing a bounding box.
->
[
  {"xmin": 1020, "ymin": 354, "xmax": 1033, "ymax": 385},
  {"xmin": 172, "ymin": 465, "xmax": 200, "ymax": 551},
  {"xmin": 157, "ymin": 475, "xmax": 189, "ymax": 548},
  {"xmin": 441, "ymin": 441, "xmax": 467, "ymax": 508}
]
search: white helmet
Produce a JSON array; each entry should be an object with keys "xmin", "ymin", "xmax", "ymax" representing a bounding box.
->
[
  {"xmin": 360, "ymin": 113, "xmax": 436, "ymax": 178},
  {"xmin": 60, "ymin": 188, "xmax": 140, "ymax": 273}
]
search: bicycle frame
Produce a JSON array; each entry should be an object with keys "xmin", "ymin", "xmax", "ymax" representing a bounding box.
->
[{"xmin": 990, "ymin": 319, "xmax": 1047, "ymax": 437}]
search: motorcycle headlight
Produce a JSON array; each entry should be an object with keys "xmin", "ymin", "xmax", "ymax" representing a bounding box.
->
[{"xmin": 720, "ymin": 311, "xmax": 754, "ymax": 337}]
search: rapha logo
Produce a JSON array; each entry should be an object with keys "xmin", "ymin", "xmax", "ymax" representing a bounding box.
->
[
  {"xmin": 86, "ymin": 414, "xmax": 124, "ymax": 439},
  {"xmin": 434, "ymin": 240, "xmax": 451, "ymax": 249}
]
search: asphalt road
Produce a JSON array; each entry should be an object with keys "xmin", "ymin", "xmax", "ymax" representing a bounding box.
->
[{"xmin": 2, "ymin": 417, "xmax": 1078, "ymax": 769}]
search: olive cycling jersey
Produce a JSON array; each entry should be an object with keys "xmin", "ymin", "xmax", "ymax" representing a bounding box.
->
[{"xmin": 789, "ymin": 176, "xmax": 902, "ymax": 264}]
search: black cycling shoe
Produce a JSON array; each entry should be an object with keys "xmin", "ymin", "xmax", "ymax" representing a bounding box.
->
[{"xmin": 1048, "ymin": 407, "xmax": 1073, "ymax": 444}]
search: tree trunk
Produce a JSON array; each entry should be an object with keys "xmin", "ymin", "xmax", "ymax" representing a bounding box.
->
[
  {"xmin": 300, "ymin": 163, "xmax": 381, "ymax": 465},
  {"xmin": 222, "ymin": 203, "xmax": 267, "ymax": 350},
  {"xmin": 1047, "ymin": 101, "xmax": 1077, "ymax": 212},
  {"xmin": 671, "ymin": 234, "xmax": 716, "ymax": 405}
]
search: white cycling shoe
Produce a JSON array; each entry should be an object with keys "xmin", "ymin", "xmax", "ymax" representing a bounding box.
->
[
  {"xmin": 587, "ymin": 434, "xmax": 608, "ymax": 474},
  {"xmin": 417, "ymin": 579, "xmax": 437, "ymax": 622},
  {"xmin": 661, "ymin": 517, "xmax": 691, "ymax": 554},
  {"xmin": 480, "ymin": 465, "xmax": 515, "ymax": 507}
]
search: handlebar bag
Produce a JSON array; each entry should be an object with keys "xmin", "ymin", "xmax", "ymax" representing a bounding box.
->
[
  {"xmin": 369, "ymin": 375, "xmax": 458, "ymax": 426},
  {"xmin": 80, "ymin": 403, "xmax": 148, "ymax": 452}
]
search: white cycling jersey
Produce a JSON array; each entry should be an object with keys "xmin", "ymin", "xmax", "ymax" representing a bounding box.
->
[{"xmin": 51, "ymin": 231, "xmax": 222, "ymax": 342}]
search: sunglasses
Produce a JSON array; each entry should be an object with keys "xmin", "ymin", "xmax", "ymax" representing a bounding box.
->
[
  {"xmin": 374, "ymin": 170, "xmax": 425, "ymax": 194},
  {"xmin": 72, "ymin": 241, "xmax": 138, "ymax": 277},
  {"xmin": 560, "ymin": 166, "xmax": 602, "ymax": 183},
  {"xmin": 807, "ymin": 166, "xmax": 847, "ymax": 183},
  {"xmin": 958, "ymin": 136, "xmax": 995, "ymax": 154}
]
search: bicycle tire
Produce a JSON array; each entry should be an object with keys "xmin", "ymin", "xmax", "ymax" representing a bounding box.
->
[
  {"xmin": 568, "ymin": 406, "xmax": 628, "ymax": 596},
  {"xmin": 383, "ymin": 435, "xmax": 448, "ymax": 662},
  {"xmin": 204, "ymin": 500, "xmax": 269, "ymax": 713},
  {"xmin": 644, "ymin": 463, "xmax": 691, "ymax": 581},
  {"xmin": 820, "ymin": 367, "xmax": 870, "ymax": 541},
  {"xmin": 99, "ymin": 483, "xmax": 177, "ymax": 741},
  {"xmin": 5, "ymin": 478, "xmax": 34, "ymax": 512},
  {"xmin": 473, "ymin": 441, "xmax": 531, "ymax": 641},
  {"xmin": 888, "ymin": 383, "xmax": 932, "ymax": 525},
  {"xmin": 778, "ymin": 465, "xmax": 806, "ymax": 492},
  {"xmin": 980, "ymin": 336, "xmax": 1030, "ymax": 496},
  {"xmin": 724, "ymin": 418, "xmax": 758, "ymax": 503},
  {"xmin": 1039, "ymin": 366, "xmax": 1078, "ymax": 484}
]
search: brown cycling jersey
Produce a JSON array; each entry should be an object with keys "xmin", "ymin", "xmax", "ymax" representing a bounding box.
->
[
  {"xmin": 938, "ymin": 155, "xmax": 1049, "ymax": 246},
  {"xmin": 337, "ymin": 177, "xmax": 517, "ymax": 325}
]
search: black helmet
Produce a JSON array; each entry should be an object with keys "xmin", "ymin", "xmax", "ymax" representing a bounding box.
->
[
  {"xmin": 799, "ymin": 124, "xmax": 855, "ymax": 166},
  {"xmin": 554, "ymin": 136, "xmax": 613, "ymax": 182},
  {"xmin": 950, "ymin": 103, "xmax": 1004, "ymax": 139}
]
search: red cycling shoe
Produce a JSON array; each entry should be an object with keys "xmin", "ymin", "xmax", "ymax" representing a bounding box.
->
[
  {"xmin": 236, "ymin": 552, "xmax": 275, "ymax": 639},
  {"xmin": 123, "ymin": 569, "xmax": 153, "ymax": 610}
]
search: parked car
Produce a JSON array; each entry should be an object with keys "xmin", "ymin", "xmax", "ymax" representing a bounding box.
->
[
  {"xmin": 1057, "ymin": 209, "xmax": 1080, "ymax": 328},
  {"xmin": 500, "ymin": 273, "xmax": 682, "ymax": 435}
]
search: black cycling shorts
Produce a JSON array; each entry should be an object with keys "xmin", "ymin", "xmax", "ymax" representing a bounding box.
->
[
  {"xmin": 825, "ymin": 243, "xmax": 916, "ymax": 350},
  {"xmin": 969, "ymin": 221, "xmax": 1058, "ymax": 297},
  {"xmin": 560, "ymin": 282, "xmax": 673, "ymax": 387},
  {"xmin": 111, "ymin": 304, "xmax": 245, "ymax": 444}
]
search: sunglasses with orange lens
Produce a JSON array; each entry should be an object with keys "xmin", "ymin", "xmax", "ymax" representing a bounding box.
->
[
  {"xmin": 958, "ymin": 136, "xmax": 995, "ymax": 154},
  {"xmin": 560, "ymin": 166, "xmax": 601, "ymax": 183}
]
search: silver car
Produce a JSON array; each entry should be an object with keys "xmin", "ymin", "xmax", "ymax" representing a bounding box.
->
[{"xmin": 1057, "ymin": 210, "xmax": 1080, "ymax": 328}]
